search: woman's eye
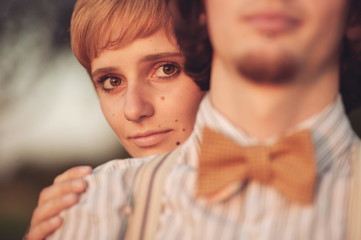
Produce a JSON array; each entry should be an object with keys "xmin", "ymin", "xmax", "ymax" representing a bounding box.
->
[
  {"xmin": 98, "ymin": 76, "xmax": 124, "ymax": 91},
  {"xmin": 162, "ymin": 64, "xmax": 176, "ymax": 75},
  {"xmin": 153, "ymin": 63, "xmax": 181, "ymax": 78}
]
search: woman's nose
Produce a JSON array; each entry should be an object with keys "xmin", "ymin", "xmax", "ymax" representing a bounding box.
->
[{"xmin": 123, "ymin": 84, "xmax": 154, "ymax": 122}]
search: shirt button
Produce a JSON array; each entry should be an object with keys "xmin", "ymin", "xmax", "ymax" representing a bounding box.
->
[{"xmin": 119, "ymin": 204, "xmax": 132, "ymax": 216}]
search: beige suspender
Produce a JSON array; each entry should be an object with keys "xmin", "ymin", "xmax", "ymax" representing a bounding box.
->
[
  {"xmin": 125, "ymin": 147, "xmax": 181, "ymax": 240},
  {"xmin": 126, "ymin": 139, "xmax": 361, "ymax": 240},
  {"xmin": 347, "ymin": 138, "xmax": 361, "ymax": 240}
]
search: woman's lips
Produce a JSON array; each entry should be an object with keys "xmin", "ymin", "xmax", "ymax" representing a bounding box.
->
[
  {"xmin": 243, "ymin": 13, "xmax": 300, "ymax": 33},
  {"xmin": 130, "ymin": 129, "xmax": 173, "ymax": 148}
]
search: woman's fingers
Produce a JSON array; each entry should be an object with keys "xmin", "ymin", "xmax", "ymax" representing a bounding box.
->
[
  {"xmin": 38, "ymin": 166, "xmax": 91, "ymax": 205},
  {"xmin": 27, "ymin": 194, "xmax": 78, "ymax": 239},
  {"xmin": 26, "ymin": 216, "xmax": 62, "ymax": 240},
  {"xmin": 25, "ymin": 166, "xmax": 92, "ymax": 240},
  {"xmin": 53, "ymin": 166, "xmax": 92, "ymax": 184},
  {"xmin": 31, "ymin": 193, "xmax": 78, "ymax": 227},
  {"xmin": 38, "ymin": 178, "xmax": 87, "ymax": 205}
]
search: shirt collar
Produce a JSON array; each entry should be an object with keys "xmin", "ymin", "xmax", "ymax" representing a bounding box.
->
[{"xmin": 192, "ymin": 94, "xmax": 356, "ymax": 173}]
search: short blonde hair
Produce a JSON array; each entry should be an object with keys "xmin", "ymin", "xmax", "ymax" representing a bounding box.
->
[{"xmin": 70, "ymin": 0, "xmax": 173, "ymax": 74}]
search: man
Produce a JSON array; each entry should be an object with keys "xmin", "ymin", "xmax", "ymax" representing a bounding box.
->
[
  {"xmin": 165, "ymin": 1, "xmax": 361, "ymax": 239},
  {"xmin": 50, "ymin": 0, "xmax": 361, "ymax": 239}
]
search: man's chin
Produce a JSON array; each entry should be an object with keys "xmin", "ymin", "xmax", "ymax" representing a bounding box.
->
[{"xmin": 235, "ymin": 52, "xmax": 298, "ymax": 85}]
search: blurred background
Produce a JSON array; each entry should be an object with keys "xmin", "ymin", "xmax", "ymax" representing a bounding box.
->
[
  {"xmin": 0, "ymin": 1, "xmax": 360, "ymax": 240},
  {"xmin": 0, "ymin": 1, "xmax": 127, "ymax": 239}
]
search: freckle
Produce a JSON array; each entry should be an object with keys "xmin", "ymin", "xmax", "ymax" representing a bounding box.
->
[
  {"xmin": 182, "ymin": 128, "xmax": 186, "ymax": 132},
  {"xmin": 176, "ymin": 141, "xmax": 180, "ymax": 145},
  {"xmin": 158, "ymin": 125, "xmax": 161, "ymax": 128},
  {"xmin": 175, "ymin": 119, "xmax": 178, "ymax": 122},
  {"xmin": 161, "ymin": 96, "xmax": 165, "ymax": 100}
]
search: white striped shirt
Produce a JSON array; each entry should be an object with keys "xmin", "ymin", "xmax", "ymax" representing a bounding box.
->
[{"xmin": 49, "ymin": 94, "xmax": 356, "ymax": 240}]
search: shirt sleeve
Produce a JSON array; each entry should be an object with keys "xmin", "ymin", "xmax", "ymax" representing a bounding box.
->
[{"xmin": 47, "ymin": 159, "xmax": 144, "ymax": 240}]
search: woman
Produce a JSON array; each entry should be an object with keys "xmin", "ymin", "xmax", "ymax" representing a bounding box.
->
[{"xmin": 26, "ymin": 0, "xmax": 206, "ymax": 239}]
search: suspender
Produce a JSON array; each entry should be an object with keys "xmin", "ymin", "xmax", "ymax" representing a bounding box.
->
[
  {"xmin": 125, "ymin": 147, "xmax": 181, "ymax": 240},
  {"xmin": 347, "ymin": 138, "xmax": 361, "ymax": 240},
  {"xmin": 126, "ymin": 139, "xmax": 361, "ymax": 240}
]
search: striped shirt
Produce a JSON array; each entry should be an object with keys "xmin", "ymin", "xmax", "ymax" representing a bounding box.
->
[{"xmin": 49, "ymin": 94, "xmax": 356, "ymax": 240}]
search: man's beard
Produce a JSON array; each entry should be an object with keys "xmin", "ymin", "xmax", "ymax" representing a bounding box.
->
[{"xmin": 235, "ymin": 50, "xmax": 298, "ymax": 84}]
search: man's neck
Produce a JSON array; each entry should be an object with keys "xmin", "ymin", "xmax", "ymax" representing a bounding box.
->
[{"xmin": 209, "ymin": 57, "xmax": 339, "ymax": 141}]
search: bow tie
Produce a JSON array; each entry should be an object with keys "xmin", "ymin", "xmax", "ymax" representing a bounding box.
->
[{"xmin": 196, "ymin": 127, "xmax": 317, "ymax": 205}]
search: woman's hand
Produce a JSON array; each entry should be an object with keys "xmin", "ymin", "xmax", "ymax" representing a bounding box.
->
[{"xmin": 25, "ymin": 166, "xmax": 92, "ymax": 240}]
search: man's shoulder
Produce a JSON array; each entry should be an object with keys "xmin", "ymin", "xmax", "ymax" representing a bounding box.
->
[
  {"xmin": 83, "ymin": 146, "xmax": 190, "ymax": 193},
  {"xmin": 83, "ymin": 156, "xmax": 157, "ymax": 189},
  {"xmin": 92, "ymin": 156, "xmax": 152, "ymax": 173},
  {"xmin": 91, "ymin": 147, "xmax": 188, "ymax": 175}
]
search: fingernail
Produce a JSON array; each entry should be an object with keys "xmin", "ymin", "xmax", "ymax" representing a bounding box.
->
[
  {"xmin": 79, "ymin": 166, "xmax": 92, "ymax": 173},
  {"xmin": 72, "ymin": 179, "xmax": 85, "ymax": 188},
  {"xmin": 50, "ymin": 216, "xmax": 61, "ymax": 225},
  {"xmin": 64, "ymin": 194, "xmax": 76, "ymax": 202}
]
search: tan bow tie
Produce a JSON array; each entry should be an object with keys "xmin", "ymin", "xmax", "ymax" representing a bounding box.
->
[{"xmin": 196, "ymin": 127, "xmax": 317, "ymax": 205}]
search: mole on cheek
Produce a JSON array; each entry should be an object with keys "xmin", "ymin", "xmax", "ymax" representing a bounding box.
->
[
  {"xmin": 158, "ymin": 125, "xmax": 161, "ymax": 128},
  {"xmin": 161, "ymin": 96, "xmax": 165, "ymax": 100},
  {"xmin": 175, "ymin": 119, "xmax": 178, "ymax": 122},
  {"xmin": 176, "ymin": 141, "xmax": 180, "ymax": 145},
  {"xmin": 182, "ymin": 128, "xmax": 186, "ymax": 132}
]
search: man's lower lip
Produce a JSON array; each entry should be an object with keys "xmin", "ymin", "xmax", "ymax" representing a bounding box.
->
[{"xmin": 132, "ymin": 131, "xmax": 171, "ymax": 147}]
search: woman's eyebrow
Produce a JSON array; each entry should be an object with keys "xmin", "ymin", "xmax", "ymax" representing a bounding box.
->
[
  {"xmin": 139, "ymin": 52, "xmax": 182, "ymax": 63},
  {"xmin": 91, "ymin": 66, "xmax": 118, "ymax": 79}
]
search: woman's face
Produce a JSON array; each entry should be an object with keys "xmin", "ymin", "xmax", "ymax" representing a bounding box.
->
[{"xmin": 91, "ymin": 30, "xmax": 205, "ymax": 157}]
